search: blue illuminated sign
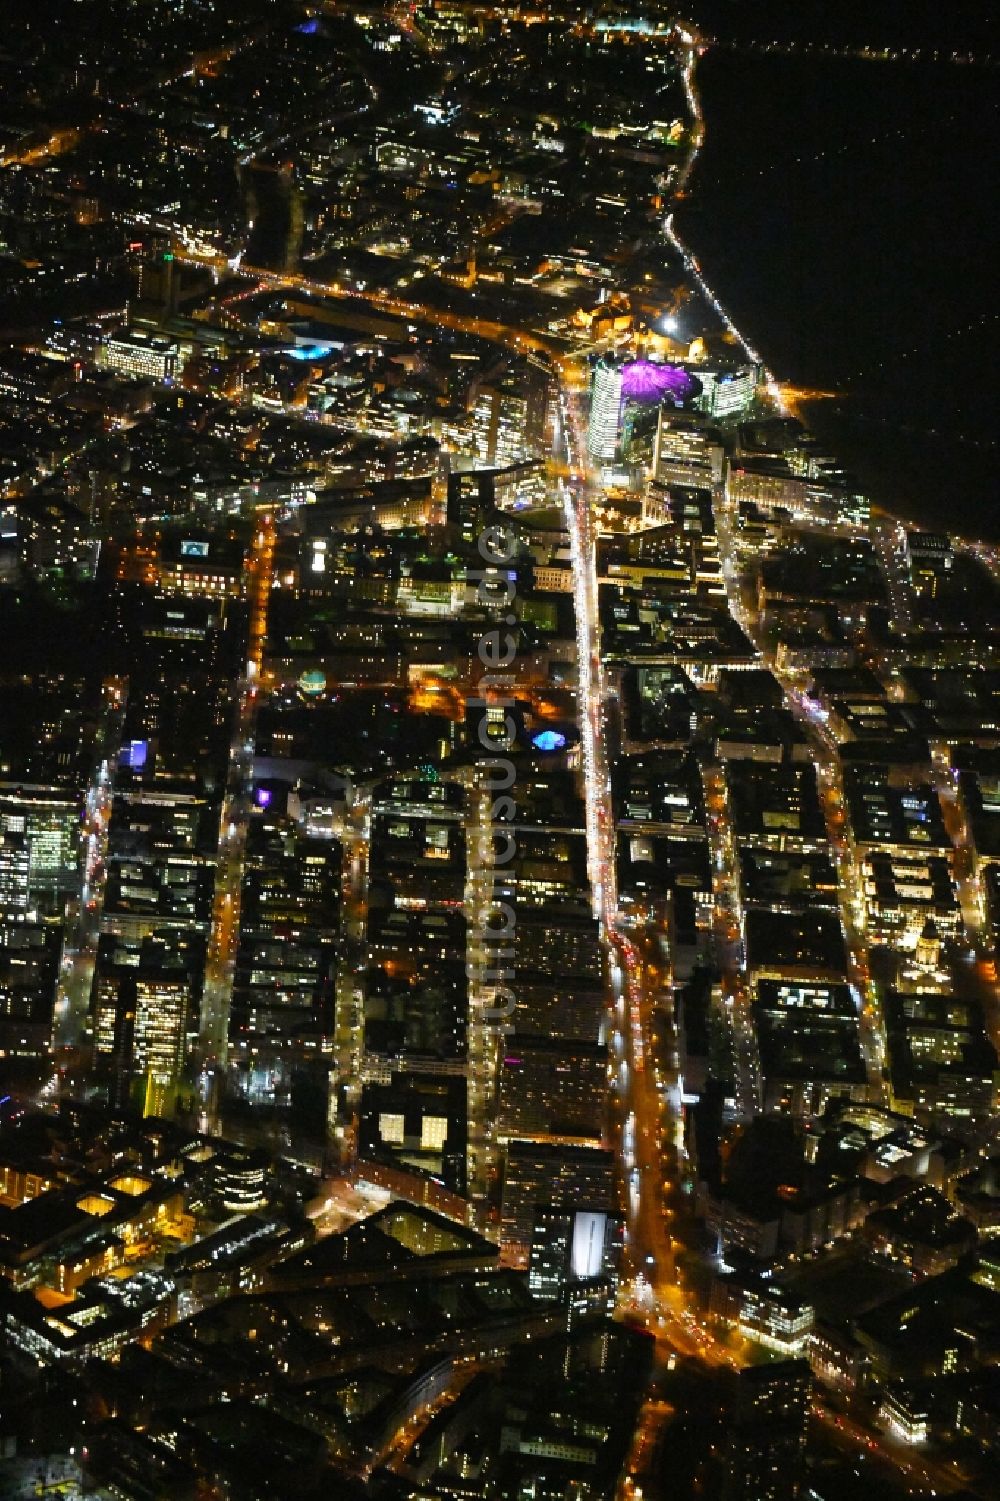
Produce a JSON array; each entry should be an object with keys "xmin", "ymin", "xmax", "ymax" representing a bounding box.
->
[{"xmin": 123, "ymin": 739, "xmax": 148, "ymax": 769}]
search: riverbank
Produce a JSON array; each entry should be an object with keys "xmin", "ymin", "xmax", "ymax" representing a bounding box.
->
[{"xmin": 675, "ymin": 46, "xmax": 999, "ymax": 539}]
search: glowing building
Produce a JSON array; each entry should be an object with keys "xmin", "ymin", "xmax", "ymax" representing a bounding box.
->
[
  {"xmin": 587, "ymin": 356, "xmax": 699, "ymax": 460},
  {"xmin": 91, "ymin": 929, "xmax": 205, "ymax": 1116},
  {"xmin": 527, "ymin": 1205, "xmax": 619, "ymax": 1300},
  {"xmin": 694, "ymin": 363, "xmax": 760, "ymax": 420},
  {"xmin": 219, "ymin": 1149, "xmax": 268, "ymax": 1214},
  {"xmin": 0, "ymin": 833, "xmax": 30, "ymax": 917},
  {"xmin": 472, "ymin": 374, "xmax": 546, "ymax": 468},
  {"xmin": 587, "ymin": 358, "xmax": 626, "ymax": 460},
  {"xmin": 0, "ymin": 786, "xmax": 78, "ymax": 902},
  {"xmin": 103, "ymin": 327, "xmax": 181, "ymax": 382}
]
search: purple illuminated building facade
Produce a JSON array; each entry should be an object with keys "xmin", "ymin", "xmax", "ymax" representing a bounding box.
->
[
  {"xmin": 620, "ymin": 359, "xmax": 699, "ymax": 405},
  {"xmin": 588, "ymin": 355, "xmax": 699, "ymax": 460}
]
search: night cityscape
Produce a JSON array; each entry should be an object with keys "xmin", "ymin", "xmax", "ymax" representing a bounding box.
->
[{"xmin": 0, "ymin": 3, "xmax": 998, "ymax": 1499}]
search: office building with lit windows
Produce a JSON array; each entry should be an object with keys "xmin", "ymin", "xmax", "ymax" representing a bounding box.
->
[
  {"xmin": 0, "ymin": 918, "xmax": 62, "ymax": 1057},
  {"xmin": 471, "ymin": 373, "xmax": 547, "ymax": 469},
  {"xmin": 91, "ymin": 929, "xmax": 205, "ymax": 1116},
  {"xmin": 734, "ymin": 1277, "xmax": 815, "ymax": 1357},
  {"xmin": 217, "ymin": 1148, "xmax": 269, "ymax": 1214},
  {"xmin": 587, "ymin": 356, "xmax": 625, "ymax": 460},
  {"xmin": 446, "ymin": 460, "xmax": 545, "ymax": 540},
  {"xmin": 653, "ymin": 408, "xmax": 725, "ymax": 488},
  {"xmin": 884, "ymin": 989, "xmax": 999, "ymax": 1122},
  {"xmin": 103, "ymin": 327, "xmax": 181, "ymax": 382},
  {"xmin": 497, "ymin": 1035, "xmax": 608, "ymax": 1142},
  {"xmin": 0, "ymin": 832, "xmax": 31, "ymax": 917},
  {"xmin": 156, "ymin": 531, "xmax": 245, "ymax": 600},
  {"xmin": 753, "ymin": 979, "xmax": 866, "ymax": 1117},
  {"xmin": 501, "ymin": 1141, "xmax": 617, "ymax": 1251},
  {"xmin": 879, "ymin": 1382, "xmax": 930, "ymax": 1444},
  {"xmin": 862, "ymin": 850, "xmax": 962, "ymax": 947},
  {"xmin": 0, "ymin": 785, "xmax": 79, "ymax": 905},
  {"xmin": 528, "ymin": 1204, "xmax": 620, "ymax": 1301},
  {"xmin": 589, "ymin": 355, "xmax": 700, "ymax": 461},
  {"xmin": 723, "ymin": 1359, "xmax": 811, "ymax": 1501},
  {"xmin": 358, "ymin": 1072, "xmax": 468, "ymax": 1196},
  {"xmin": 229, "ymin": 815, "xmax": 341, "ymax": 1104},
  {"xmin": 694, "ymin": 362, "xmax": 760, "ymax": 420}
]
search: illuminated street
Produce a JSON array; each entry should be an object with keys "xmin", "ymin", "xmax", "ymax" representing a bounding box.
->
[{"xmin": 199, "ymin": 511, "xmax": 276, "ymax": 1073}]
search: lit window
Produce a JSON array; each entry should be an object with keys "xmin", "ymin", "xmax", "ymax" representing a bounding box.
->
[
  {"xmin": 420, "ymin": 1116, "xmax": 449, "ymax": 1152},
  {"xmin": 379, "ymin": 1113, "xmax": 405, "ymax": 1144}
]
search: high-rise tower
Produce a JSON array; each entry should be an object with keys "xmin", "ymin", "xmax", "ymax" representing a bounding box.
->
[{"xmin": 587, "ymin": 357, "xmax": 625, "ymax": 461}]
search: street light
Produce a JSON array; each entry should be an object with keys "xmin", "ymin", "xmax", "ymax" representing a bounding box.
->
[{"xmin": 660, "ymin": 314, "xmax": 679, "ymax": 335}]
